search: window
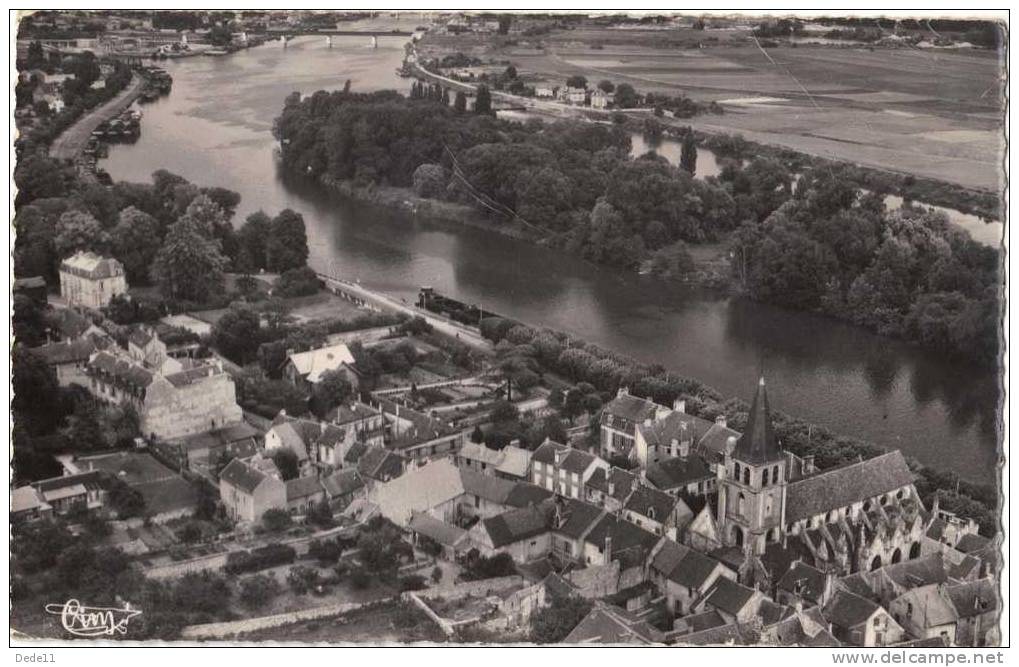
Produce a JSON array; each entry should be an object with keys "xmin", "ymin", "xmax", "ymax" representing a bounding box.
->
[
  {"xmin": 734, "ymin": 463, "xmax": 741, "ymax": 479},
  {"xmin": 763, "ymin": 469, "xmax": 769, "ymax": 486},
  {"xmin": 773, "ymin": 465, "xmax": 780, "ymax": 483},
  {"xmin": 743, "ymin": 468, "xmax": 750, "ymax": 485},
  {"xmin": 737, "ymin": 493, "xmax": 746, "ymax": 515}
]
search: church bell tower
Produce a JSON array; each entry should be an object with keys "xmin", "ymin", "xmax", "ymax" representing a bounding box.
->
[{"xmin": 716, "ymin": 377, "xmax": 788, "ymax": 556}]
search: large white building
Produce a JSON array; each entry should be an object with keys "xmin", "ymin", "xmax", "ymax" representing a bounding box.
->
[{"xmin": 59, "ymin": 251, "xmax": 127, "ymax": 308}]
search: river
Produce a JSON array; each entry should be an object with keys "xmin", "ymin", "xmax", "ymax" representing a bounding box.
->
[{"xmin": 101, "ymin": 34, "xmax": 1000, "ymax": 484}]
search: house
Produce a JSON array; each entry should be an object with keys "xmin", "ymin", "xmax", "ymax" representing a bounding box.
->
[
  {"xmin": 62, "ymin": 452, "xmax": 198, "ymax": 522},
  {"xmin": 320, "ymin": 469, "xmax": 366, "ymax": 511},
  {"xmin": 634, "ymin": 404, "xmax": 716, "ymax": 469},
  {"xmin": 87, "ymin": 350, "xmax": 243, "ymax": 442},
  {"xmin": 356, "ymin": 446, "xmax": 404, "ymax": 484},
  {"xmin": 684, "ymin": 505, "xmax": 723, "ymax": 552},
  {"xmin": 408, "ymin": 510, "xmax": 470, "ymax": 559},
  {"xmin": 282, "ymin": 343, "xmax": 358, "ymax": 390},
  {"xmin": 11, "ymin": 486, "xmax": 53, "ymax": 522},
  {"xmin": 822, "ymin": 589, "xmax": 906, "ymax": 647},
  {"xmin": 889, "ymin": 579, "xmax": 998, "ymax": 647},
  {"xmin": 776, "ymin": 560, "xmax": 837, "ymax": 609},
  {"xmin": 33, "ymin": 336, "xmax": 102, "ymax": 387},
  {"xmin": 219, "ymin": 456, "xmax": 287, "ymax": 523},
  {"xmin": 644, "ymin": 451, "xmax": 716, "ymax": 498},
  {"xmin": 648, "ymin": 538, "xmax": 732, "ymax": 615},
  {"xmin": 454, "ymin": 441, "xmax": 533, "ymax": 480},
  {"xmin": 374, "ymin": 396, "xmax": 467, "ymax": 465},
  {"xmin": 600, "ymin": 388, "xmax": 666, "ymax": 458},
  {"xmin": 285, "ymin": 475, "xmax": 325, "ymax": 514},
  {"xmin": 171, "ymin": 422, "xmax": 261, "ymax": 477},
  {"xmin": 469, "ymin": 501, "xmax": 555, "ymax": 561},
  {"xmin": 368, "ymin": 458, "xmax": 464, "ymax": 526},
  {"xmin": 590, "ymin": 89, "xmax": 614, "ymax": 109},
  {"xmin": 323, "ymin": 401, "xmax": 386, "ymax": 451},
  {"xmin": 695, "ymin": 577, "xmax": 764, "ymax": 624},
  {"xmin": 59, "ymin": 251, "xmax": 127, "ymax": 309},
  {"xmin": 620, "ymin": 484, "xmax": 693, "ymax": 538},
  {"xmin": 530, "ymin": 439, "xmax": 608, "ymax": 499},
  {"xmin": 264, "ymin": 418, "xmax": 317, "ymax": 470},
  {"xmin": 534, "ymin": 85, "xmax": 556, "ymax": 98},
  {"xmin": 31, "ymin": 470, "xmax": 111, "ymax": 516},
  {"xmin": 13, "ymin": 276, "xmax": 47, "ymax": 304},
  {"xmin": 584, "ymin": 466, "xmax": 638, "ymax": 511}
]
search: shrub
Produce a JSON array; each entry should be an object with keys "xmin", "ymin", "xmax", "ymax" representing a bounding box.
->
[
  {"xmin": 398, "ymin": 575, "xmax": 428, "ymax": 592},
  {"xmin": 286, "ymin": 565, "xmax": 320, "ymax": 595},
  {"xmin": 349, "ymin": 567, "xmax": 371, "ymax": 590},
  {"xmin": 239, "ymin": 573, "xmax": 281, "ymax": 609},
  {"xmin": 274, "ymin": 266, "xmax": 321, "ymax": 297},
  {"xmin": 262, "ymin": 508, "xmax": 293, "ymax": 532}
]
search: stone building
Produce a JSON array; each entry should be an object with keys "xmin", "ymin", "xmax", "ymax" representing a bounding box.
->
[
  {"xmin": 59, "ymin": 251, "xmax": 127, "ymax": 308},
  {"xmin": 219, "ymin": 456, "xmax": 287, "ymax": 523},
  {"xmin": 87, "ymin": 349, "xmax": 243, "ymax": 441}
]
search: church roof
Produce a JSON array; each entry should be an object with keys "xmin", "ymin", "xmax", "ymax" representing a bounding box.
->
[
  {"xmin": 785, "ymin": 451, "xmax": 914, "ymax": 523},
  {"xmin": 733, "ymin": 377, "xmax": 783, "ymax": 464}
]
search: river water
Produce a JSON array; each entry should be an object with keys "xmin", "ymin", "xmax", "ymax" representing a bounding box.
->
[{"xmin": 102, "ymin": 35, "xmax": 1000, "ymax": 483}]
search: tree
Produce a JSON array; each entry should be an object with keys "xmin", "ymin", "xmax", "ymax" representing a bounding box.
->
[
  {"xmin": 475, "ymin": 85, "xmax": 493, "ymax": 115},
  {"xmin": 274, "ymin": 266, "xmax": 320, "ymax": 297},
  {"xmin": 211, "ymin": 306, "xmax": 262, "ymax": 364},
  {"xmin": 530, "ymin": 595, "xmax": 593, "ymax": 643},
  {"xmin": 111, "ymin": 207, "xmax": 162, "ymax": 284},
  {"xmin": 266, "ymin": 209, "xmax": 309, "ymax": 272},
  {"xmin": 313, "ymin": 369, "xmax": 354, "ymax": 411},
  {"xmin": 108, "ymin": 477, "xmax": 146, "ymax": 519},
  {"xmin": 412, "ymin": 163, "xmax": 447, "ymax": 198},
  {"xmin": 54, "ymin": 210, "xmax": 111, "ymax": 257},
  {"xmin": 262, "ymin": 508, "xmax": 293, "ymax": 532},
  {"xmin": 680, "ymin": 133, "xmax": 698, "ymax": 176},
  {"xmin": 237, "ymin": 210, "xmax": 272, "ymax": 271},
  {"xmin": 614, "ymin": 83, "xmax": 638, "ymax": 108},
  {"xmin": 239, "ymin": 573, "xmax": 280, "ymax": 609},
  {"xmin": 12, "ymin": 346, "xmax": 63, "ymax": 435},
  {"xmin": 504, "ymin": 64, "xmax": 517, "ymax": 79},
  {"xmin": 566, "ymin": 75, "xmax": 587, "ymax": 89},
  {"xmin": 152, "ymin": 215, "xmax": 229, "ymax": 302},
  {"xmin": 498, "ymin": 14, "xmax": 512, "ymax": 34},
  {"xmin": 453, "ymin": 90, "xmax": 467, "ymax": 113},
  {"xmin": 597, "ymin": 79, "xmax": 615, "ymax": 93},
  {"xmin": 209, "ymin": 24, "xmax": 233, "ymax": 47},
  {"xmin": 470, "ymin": 425, "xmax": 485, "ymax": 443},
  {"xmin": 14, "ymin": 155, "xmax": 74, "ymax": 206},
  {"xmin": 270, "ymin": 448, "xmax": 300, "ymax": 481}
]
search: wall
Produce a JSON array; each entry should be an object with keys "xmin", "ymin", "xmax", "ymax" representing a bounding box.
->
[{"xmin": 142, "ymin": 372, "xmax": 243, "ymax": 441}]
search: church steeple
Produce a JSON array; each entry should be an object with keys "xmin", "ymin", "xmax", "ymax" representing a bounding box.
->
[{"xmin": 734, "ymin": 376, "xmax": 783, "ymax": 464}]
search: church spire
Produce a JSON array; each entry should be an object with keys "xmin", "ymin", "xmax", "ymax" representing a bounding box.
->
[{"xmin": 733, "ymin": 376, "xmax": 784, "ymax": 464}]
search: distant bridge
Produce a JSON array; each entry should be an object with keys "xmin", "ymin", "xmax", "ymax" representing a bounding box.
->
[{"xmin": 265, "ymin": 28, "xmax": 413, "ymax": 38}]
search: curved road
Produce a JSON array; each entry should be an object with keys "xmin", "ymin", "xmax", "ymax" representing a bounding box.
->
[{"xmin": 49, "ymin": 73, "xmax": 145, "ymax": 161}]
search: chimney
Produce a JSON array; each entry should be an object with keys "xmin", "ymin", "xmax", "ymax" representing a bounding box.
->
[
  {"xmin": 715, "ymin": 414, "xmax": 727, "ymax": 429},
  {"xmin": 673, "ymin": 398, "xmax": 686, "ymax": 414},
  {"xmin": 604, "ymin": 535, "xmax": 612, "ymax": 562},
  {"xmin": 670, "ymin": 438, "xmax": 679, "ymax": 457},
  {"xmin": 725, "ymin": 435, "xmax": 737, "ymax": 454}
]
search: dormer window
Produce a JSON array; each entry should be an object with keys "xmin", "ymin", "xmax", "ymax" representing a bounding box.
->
[{"xmin": 647, "ymin": 507, "xmax": 656, "ymax": 520}]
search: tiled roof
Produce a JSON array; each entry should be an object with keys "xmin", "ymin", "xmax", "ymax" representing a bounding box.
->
[
  {"xmin": 14, "ymin": 276, "xmax": 46, "ymax": 289},
  {"xmin": 881, "ymin": 553, "xmax": 949, "ymax": 589},
  {"xmin": 321, "ymin": 469, "xmax": 364, "ymax": 498},
  {"xmin": 673, "ymin": 622, "xmax": 748, "ymax": 646},
  {"xmin": 408, "ymin": 511, "xmax": 468, "ymax": 548},
  {"xmin": 943, "ymin": 578, "xmax": 997, "ymax": 618},
  {"xmin": 585, "ymin": 513, "xmax": 660, "ymax": 558},
  {"xmin": 128, "ymin": 327, "xmax": 155, "ymax": 348},
  {"xmin": 369, "ymin": 458, "xmax": 461, "ymax": 525},
  {"xmin": 785, "ymin": 451, "xmax": 914, "ymax": 523},
  {"xmin": 326, "ymin": 400, "xmax": 380, "ymax": 425},
  {"xmin": 344, "ymin": 441, "xmax": 369, "ymax": 464},
  {"xmin": 586, "ymin": 466, "xmax": 637, "ymax": 501},
  {"xmin": 955, "ymin": 533, "xmax": 991, "ymax": 553},
  {"xmin": 88, "ymin": 351, "xmax": 153, "ymax": 390},
  {"xmin": 286, "ymin": 343, "xmax": 354, "ymax": 383},
  {"xmin": 460, "ymin": 468, "xmax": 516, "ymax": 504},
  {"xmin": 34, "ymin": 337, "xmax": 99, "ymax": 365},
  {"xmin": 623, "ymin": 484, "xmax": 681, "ymax": 521},
  {"xmin": 12, "ymin": 485, "xmax": 50, "ymax": 513},
  {"xmin": 357, "ymin": 446, "xmax": 403, "ymax": 482},
  {"xmin": 645, "ymin": 454, "xmax": 714, "ymax": 490},
  {"xmin": 531, "ymin": 439, "xmax": 568, "ymax": 465},
  {"xmin": 638, "ymin": 409, "xmax": 714, "ymax": 451},
  {"xmin": 220, "ymin": 458, "xmax": 269, "ymax": 494},
  {"xmin": 561, "ymin": 449, "xmax": 598, "ymax": 475},
  {"xmin": 504, "ymin": 482, "xmax": 553, "ymax": 508},
  {"xmin": 60, "ymin": 251, "xmax": 124, "ymax": 279},
  {"xmin": 164, "ymin": 363, "xmax": 224, "ymax": 388},
  {"xmin": 497, "ymin": 445, "xmax": 532, "ymax": 478},
  {"xmin": 554, "ymin": 498, "xmax": 604, "ymax": 539},
  {"xmin": 822, "ymin": 590, "xmax": 882, "ymax": 629},
  {"xmin": 602, "ymin": 393, "xmax": 659, "ymax": 425},
  {"xmin": 285, "ymin": 476, "xmax": 323, "ymax": 502},
  {"xmin": 777, "ymin": 560, "xmax": 828, "ymax": 604},
  {"xmin": 563, "ymin": 603, "xmax": 664, "ymax": 644},
  {"xmin": 483, "ymin": 502, "xmax": 553, "ymax": 548},
  {"xmin": 702, "ymin": 577, "xmax": 757, "ymax": 616},
  {"xmin": 652, "ymin": 539, "xmax": 723, "ymax": 589},
  {"xmin": 269, "ymin": 422, "xmax": 311, "ymax": 462}
]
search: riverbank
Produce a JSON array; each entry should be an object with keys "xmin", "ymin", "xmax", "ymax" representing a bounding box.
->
[{"xmin": 49, "ymin": 73, "xmax": 146, "ymax": 162}]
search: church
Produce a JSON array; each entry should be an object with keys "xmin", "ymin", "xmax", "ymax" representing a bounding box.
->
[{"xmin": 713, "ymin": 377, "xmax": 947, "ymax": 592}]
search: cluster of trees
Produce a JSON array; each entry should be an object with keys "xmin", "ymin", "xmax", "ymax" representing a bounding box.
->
[
  {"xmin": 731, "ymin": 167, "xmax": 1000, "ymax": 364},
  {"xmin": 275, "ymin": 90, "xmax": 784, "ymax": 272},
  {"xmin": 13, "ymin": 166, "xmax": 309, "ymax": 307}
]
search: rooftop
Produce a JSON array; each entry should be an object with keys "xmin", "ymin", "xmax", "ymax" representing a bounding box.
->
[
  {"xmin": 60, "ymin": 251, "xmax": 124, "ymax": 279},
  {"xmin": 286, "ymin": 343, "xmax": 355, "ymax": 383},
  {"xmin": 785, "ymin": 451, "xmax": 914, "ymax": 523}
]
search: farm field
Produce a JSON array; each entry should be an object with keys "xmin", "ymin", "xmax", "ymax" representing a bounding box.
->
[{"xmin": 424, "ymin": 26, "xmax": 1004, "ymax": 191}]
